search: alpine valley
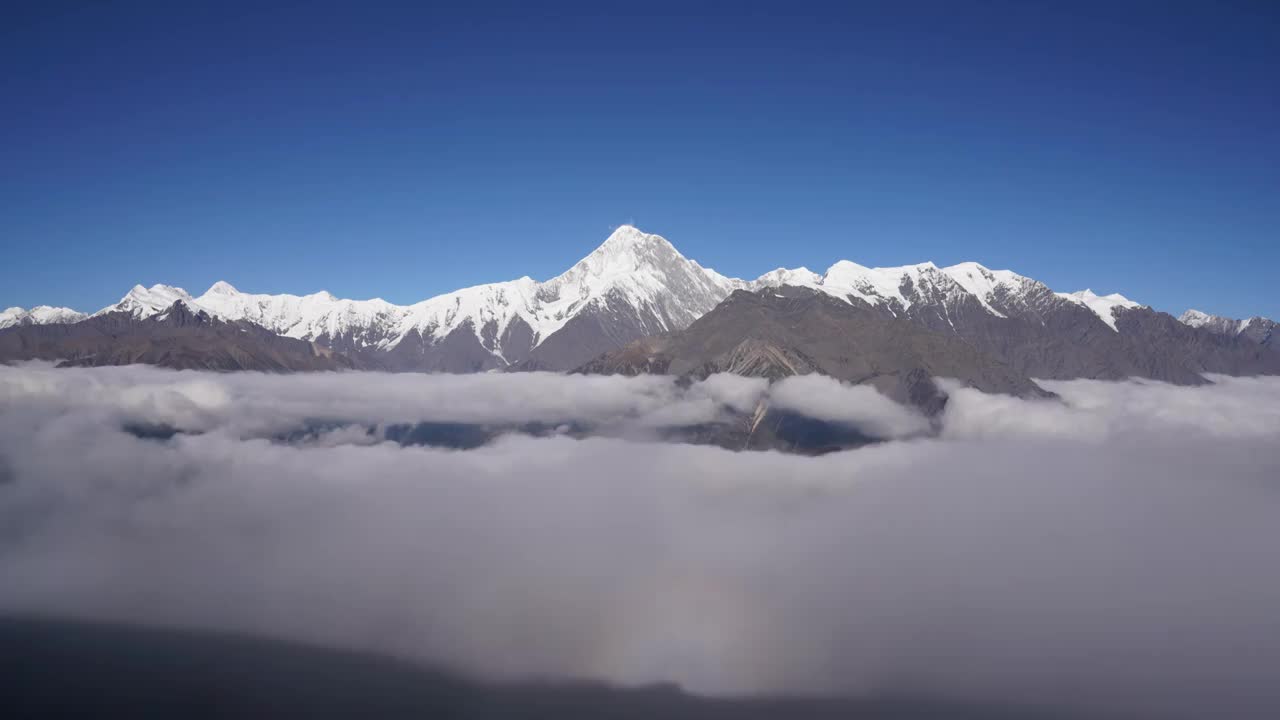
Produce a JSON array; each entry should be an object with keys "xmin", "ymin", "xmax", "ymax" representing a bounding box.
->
[{"xmin": 3, "ymin": 225, "xmax": 1278, "ymax": 411}]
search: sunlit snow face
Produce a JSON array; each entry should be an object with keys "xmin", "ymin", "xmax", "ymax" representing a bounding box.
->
[
  {"xmin": 83, "ymin": 226, "xmax": 745, "ymax": 354},
  {"xmin": 1, "ymin": 364, "xmax": 1279, "ymax": 719},
  {"xmin": 65, "ymin": 225, "xmax": 1136, "ymax": 368}
]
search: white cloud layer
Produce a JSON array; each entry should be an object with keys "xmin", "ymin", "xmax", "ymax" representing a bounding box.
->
[
  {"xmin": 769, "ymin": 373, "xmax": 932, "ymax": 437},
  {"xmin": 1, "ymin": 364, "xmax": 1279, "ymax": 718}
]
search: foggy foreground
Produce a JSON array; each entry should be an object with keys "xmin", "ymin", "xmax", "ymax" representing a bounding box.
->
[{"xmin": 2, "ymin": 363, "xmax": 1280, "ymax": 719}]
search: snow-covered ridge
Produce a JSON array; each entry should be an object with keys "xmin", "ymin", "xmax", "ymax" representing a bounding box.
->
[
  {"xmin": 1179, "ymin": 309, "xmax": 1275, "ymax": 339},
  {"xmin": 10, "ymin": 225, "xmax": 1154, "ymax": 350},
  {"xmin": 193, "ymin": 280, "xmax": 404, "ymax": 348},
  {"xmin": 741, "ymin": 257, "xmax": 1145, "ymax": 331},
  {"xmin": 1180, "ymin": 309, "xmax": 1245, "ymax": 334},
  {"xmin": 747, "ymin": 259, "xmax": 1043, "ymax": 319},
  {"xmin": 92, "ymin": 284, "xmax": 198, "ymax": 319},
  {"xmin": 0, "ymin": 305, "xmax": 88, "ymax": 329},
  {"xmin": 78, "ymin": 226, "xmax": 741, "ymax": 358},
  {"xmin": 1055, "ymin": 289, "xmax": 1142, "ymax": 331},
  {"xmin": 1180, "ymin": 309, "xmax": 1216, "ymax": 328}
]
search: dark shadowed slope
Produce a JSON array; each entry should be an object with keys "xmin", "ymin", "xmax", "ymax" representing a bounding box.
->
[
  {"xmin": 880, "ymin": 271, "xmax": 1280, "ymax": 384},
  {"xmin": 578, "ymin": 287, "xmax": 1050, "ymax": 413},
  {"xmin": 1, "ymin": 617, "xmax": 1095, "ymax": 720},
  {"xmin": 0, "ymin": 301, "xmax": 352, "ymax": 372},
  {"xmin": 1180, "ymin": 309, "xmax": 1277, "ymax": 352}
]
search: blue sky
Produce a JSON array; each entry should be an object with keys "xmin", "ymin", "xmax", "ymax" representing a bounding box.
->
[{"xmin": 3, "ymin": 1, "xmax": 1277, "ymax": 319}]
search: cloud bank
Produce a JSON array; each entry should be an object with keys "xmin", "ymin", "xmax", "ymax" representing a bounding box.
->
[
  {"xmin": 0, "ymin": 363, "xmax": 782, "ymax": 439},
  {"xmin": 2, "ymin": 364, "xmax": 1279, "ymax": 718}
]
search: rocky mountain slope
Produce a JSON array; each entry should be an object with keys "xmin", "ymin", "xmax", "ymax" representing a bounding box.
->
[
  {"xmin": 579, "ymin": 286, "xmax": 1052, "ymax": 415},
  {"xmin": 734, "ymin": 258, "xmax": 1279, "ymax": 385},
  {"xmin": 0, "ymin": 301, "xmax": 351, "ymax": 372},
  {"xmin": 1181, "ymin": 309, "xmax": 1276, "ymax": 350}
]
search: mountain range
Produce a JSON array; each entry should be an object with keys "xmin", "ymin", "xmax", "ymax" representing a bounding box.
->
[
  {"xmin": 0, "ymin": 301, "xmax": 350, "ymax": 372},
  {"xmin": 1180, "ymin": 308, "xmax": 1277, "ymax": 349},
  {"xmin": 579, "ymin": 286, "xmax": 1053, "ymax": 413},
  {"xmin": 3, "ymin": 225, "xmax": 1277, "ymax": 400}
]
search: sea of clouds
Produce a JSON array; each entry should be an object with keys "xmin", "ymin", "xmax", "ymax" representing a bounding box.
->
[{"xmin": 2, "ymin": 362, "xmax": 1279, "ymax": 718}]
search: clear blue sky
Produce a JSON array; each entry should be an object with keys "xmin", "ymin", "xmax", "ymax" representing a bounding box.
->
[{"xmin": 3, "ymin": 1, "xmax": 1277, "ymax": 319}]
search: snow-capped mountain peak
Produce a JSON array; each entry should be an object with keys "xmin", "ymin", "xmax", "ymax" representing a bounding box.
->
[
  {"xmin": 819, "ymin": 260, "xmax": 929, "ymax": 310},
  {"xmin": 191, "ymin": 283, "xmax": 404, "ymax": 349},
  {"xmin": 744, "ymin": 259, "xmax": 1036, "ymax": 321},
  {"xmin": 743, "ymin": 258, "xmax": 1154, "ymax": 332},
  {"xmin": 1178, "ymin": 309, "xmax": 1276, "ymax": 348},
  {"xmin": 1179, "ymin": 309, "xmax": 1247, "ymax": 335},
  {"xmin": 8, "ymin": 225, "xmax": 1188, "ymax": 368},
  {"xmin": 0, "ymin": 305, "xmax": 88, "ymax": 329},
  {"xmin": 753, "ymin": 267, "xmax": 823, "ymax": 288},
  {"xmin": 205, "ymin": 280, "xmax": 240, "ymax": 295},
  {"xmin": 397, "ymin": 277, "xmax": 542, "ymax": 352},
  {"xmin": 1180, "ymin": 309, "xmax": 1214, "ymax": 327},
  {"xmin": 596, "ymin": 223, "xmax": 658, "ymax": 251},
  {"xmin": 546, "ymin": 226, "xmax": 734, "ymax": 300},
  {"xmin": 1056, "ymin": 289, "xmax": 1142, "ymax": 331},
  {"xmin": 939, "ymin": 262, "xmax": 1032, "ymax": 316},
  {"xmin": 395, "ymin": 226, "xmax": 741, "ymax": 359},
  {"xmin": 97, "ymin": 284, "xmax": 197, "ymax": 318}
]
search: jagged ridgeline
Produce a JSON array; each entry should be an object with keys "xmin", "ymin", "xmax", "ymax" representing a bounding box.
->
[
  {"xmin": 2, "ymin": 226, "xmax": 1278, "ymax": 393},
  {"xmin": 0, "ymin": 301, "xmax": 349, "ymax": 372}
]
